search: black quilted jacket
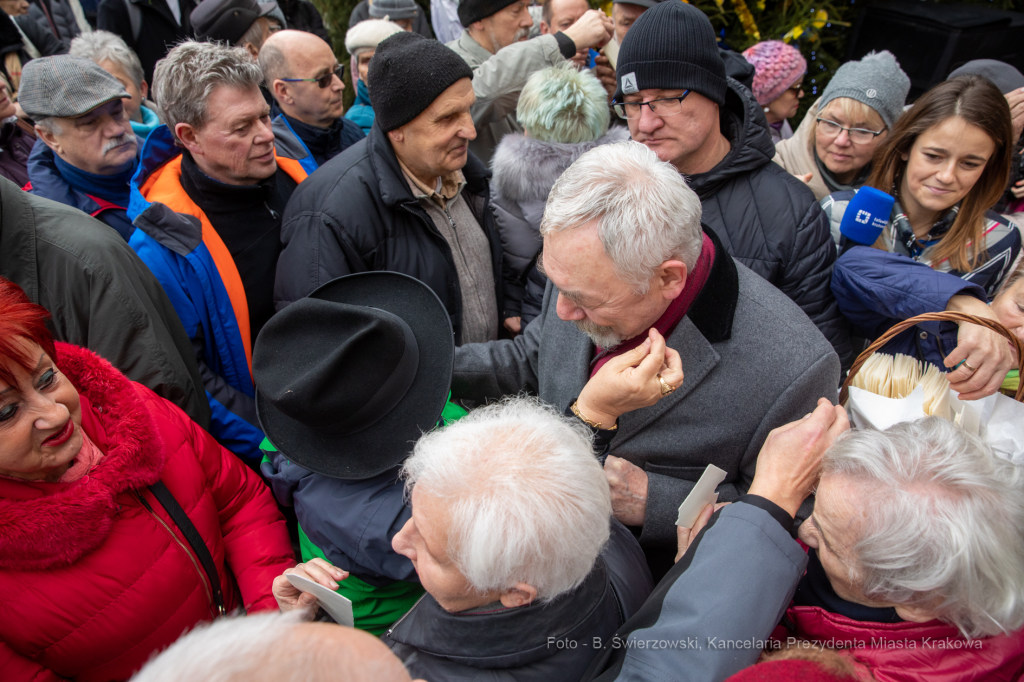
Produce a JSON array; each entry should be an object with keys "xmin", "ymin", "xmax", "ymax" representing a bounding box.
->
[{"xmin": 690, "ymin": 78, "xmax": 852, "ymax": 369}]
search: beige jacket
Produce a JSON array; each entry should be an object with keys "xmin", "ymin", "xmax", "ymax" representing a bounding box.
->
[
  {"xmin": 447, "ymin": 31, "xmax": 565, "ymax": 164},
  {"xmin": 773, "ymin": 100, "xmax": 832, "ymax": 201}
]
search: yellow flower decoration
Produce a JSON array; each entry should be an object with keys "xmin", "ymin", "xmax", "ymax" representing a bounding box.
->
[
  {"xmin": 811, "ymin": 9, "xmax": 828, "ymax": 29},
  {"xmin": 782, "ymin": 24, "xmax": 804, "ymax": 42},
  {"xmin": 730, "ymin": 0, "xmax": 760, "ymax": 40}
]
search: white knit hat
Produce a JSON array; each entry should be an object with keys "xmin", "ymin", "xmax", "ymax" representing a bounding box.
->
[{"xmin": 345, "ymin": 19, "xmax": 404, "ymax": 56}]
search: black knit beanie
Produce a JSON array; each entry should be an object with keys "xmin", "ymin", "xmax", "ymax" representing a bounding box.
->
[
  {"xmin": 367, "ymin": 31, "xmax": 474, "ymax": 132},
  {"xmin": 614, "ymin": 1, "xmax": 726, "ymax": 105},
  {"xmin": 458, "ymin": 0, "xmax": 518, "ymax": 27}
]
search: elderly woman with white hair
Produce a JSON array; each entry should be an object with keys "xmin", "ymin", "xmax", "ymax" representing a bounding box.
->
[
  {"xmin": 69, "ymin": 30, "xmax": 164, "ymax": 139},
  {"xmin": 490, "ymin": 63, "xmax": 629, "ymax": 332},
  {"xmin": 778, "ymin": 418, "xmax": 1024, "ymax": 681}
]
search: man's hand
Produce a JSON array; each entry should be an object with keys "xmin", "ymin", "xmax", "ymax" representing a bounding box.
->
[
  {"xmin": 605, "ymin": 455, "xmax": 648, "ymax": 526},
  {"xmin": 746, "ymin": 398, "xmax": 850, "ymax": 518},
  {"xmin": 503, "ymin": 316, "xmax": 522, "ymax": 335},
  {"xmin": 945, "ymin": 294, "xmax": 1017, "ymax": 400},
  {"xmin": 562, "ymin": 9, "xmax": 613, "ymax": 51},
  {"xmin": 272, "ymin": 558, "xmax": 348, "ymax": 620},
  {"xmin": 593, "ymin": 54, "xmax": 616, "ymax": 103},
  {"xmin": 1006, "ymin": 87, "xmax": 1024, "ymax": 142},
  {"xmin": 576, "ymin": 328, "xmax": 684, "ymax": 427}
]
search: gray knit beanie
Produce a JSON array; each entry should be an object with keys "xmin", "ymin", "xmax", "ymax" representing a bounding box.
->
[{"xmin": 819, "ymin": 51, "xmax": 910, "ymax": 130}]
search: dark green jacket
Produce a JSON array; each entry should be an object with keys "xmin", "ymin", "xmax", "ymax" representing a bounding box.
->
[{"xmin": 0, "ymin": 176, "xmax": 210, "ymax": 428}]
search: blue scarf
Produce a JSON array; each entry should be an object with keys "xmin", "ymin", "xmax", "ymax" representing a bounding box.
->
[
  {"xmin": 130, "ymin": 105, "xmax": 162, "ymax": 141},
  {"xmin": 53, "ymin": 153, "xmax": 136, "ymax": 207}
]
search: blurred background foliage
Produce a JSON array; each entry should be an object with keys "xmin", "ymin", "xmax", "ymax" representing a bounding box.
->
[{"xmin": 315, "ymin": 0, "xmax": 1024, "ymax": 116}]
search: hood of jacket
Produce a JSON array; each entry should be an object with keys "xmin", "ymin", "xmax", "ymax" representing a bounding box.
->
[
  {"xmin": 784, "ymin": 604, "xmax": 1024, "ymax": 682},
  {"xmin": 0, "ymin": 342, "xmax": 166, "ymax": 571},
  {"xmin": 490, "ymin": 127, "xmax": 631, "ymax": 206},
  {"xmin": 687, "ymin": 78, "xmax": 776, "ymax": 200}
]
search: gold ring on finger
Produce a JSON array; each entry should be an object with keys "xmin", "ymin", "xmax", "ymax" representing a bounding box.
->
[
  {"xmin": 657, "ymin": 373, "xmax": 675, "ymax": 396},
  {"xmin": 962, "ymin": 360, "xmax": 978, "ymax": 373}
]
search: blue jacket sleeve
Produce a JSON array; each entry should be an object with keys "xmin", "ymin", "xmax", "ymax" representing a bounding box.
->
[
  {"xmin": 584, "ymin": 498, "xmax": 808, "ymax": 682},
  {"xmin": 831, "ymin": 247, "xmax": 988, "ymax": 339}
]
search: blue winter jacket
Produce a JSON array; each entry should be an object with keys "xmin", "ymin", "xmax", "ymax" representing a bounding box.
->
[
  {"xmin": 126, "ymin": 125, "xmax": 307, "ymax": 461},
  {"xmin": 271, "ymin": 112, "xmax": 365, "ymax": 174},
  {"xmin": 345, "ymin": 79, "xmax": 374, "ymax": 135},
  {"xmin": 26, "ymin": 138, "xmax": 138, "ymax": 241},
  {"xmin": 832, "ymin": 247, "xmax": 989, "ymax": 368}
]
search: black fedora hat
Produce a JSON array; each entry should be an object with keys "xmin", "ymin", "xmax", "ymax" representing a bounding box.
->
[{"xmin": 254, "ymin": 272, "xmax": 454, "ymax": 479}]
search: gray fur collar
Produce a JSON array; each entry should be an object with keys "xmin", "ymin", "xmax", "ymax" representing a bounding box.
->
[{"xmin": 490, "ymin": 127, "xmax": 632, "ymax": 205}]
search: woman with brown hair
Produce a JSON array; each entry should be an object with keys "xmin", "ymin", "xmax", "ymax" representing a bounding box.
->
[{"xmin": 828, "ymin": 75, "xmax": 1022, "ymax": 400}]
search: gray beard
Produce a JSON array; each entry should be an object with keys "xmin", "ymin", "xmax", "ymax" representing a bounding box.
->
[{"xmin": 573, "ymin": 318, "xmax": 625, "ymax": 350}]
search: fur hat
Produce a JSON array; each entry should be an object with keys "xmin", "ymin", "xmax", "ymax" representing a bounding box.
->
[{"xmin": 742, "ymin": 41, "xmax": 806, "ymax": 106}]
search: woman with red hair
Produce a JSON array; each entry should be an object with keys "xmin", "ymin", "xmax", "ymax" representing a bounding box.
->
[{"xmin": 0, "ymin": 277, "xmax": 295, "ymax": 681}]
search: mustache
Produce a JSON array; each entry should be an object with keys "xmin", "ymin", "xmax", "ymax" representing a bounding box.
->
[
  {"xmin": 102, "ymin": 135, "xmax": 135, "ymax": 155},
  {"xmin": 514, "ymin": 26, "xmax": 530, "ymax": 41}
]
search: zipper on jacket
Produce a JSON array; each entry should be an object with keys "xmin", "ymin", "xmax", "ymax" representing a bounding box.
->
[
  {"xmin": 132, "ymin": 489, "xmax": 219, "ymax": 617},
  {"xmin": 264, "ymin": 202, "xmax": 279, "ymax": 221}
]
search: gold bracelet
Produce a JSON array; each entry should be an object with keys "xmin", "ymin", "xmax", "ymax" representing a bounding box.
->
[{"xmin": 571, "ymin": 400, "xmax": 618, "ymax": 431}]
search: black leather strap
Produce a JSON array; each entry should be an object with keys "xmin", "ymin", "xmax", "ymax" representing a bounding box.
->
[{"xmin": 148, "ymin": 481, "xmax": 226, "ymax": 615}]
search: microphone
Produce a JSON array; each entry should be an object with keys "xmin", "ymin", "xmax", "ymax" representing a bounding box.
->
[{"xmin": 838, "ymin": 186, "xmax": 895, "ymax": 256}]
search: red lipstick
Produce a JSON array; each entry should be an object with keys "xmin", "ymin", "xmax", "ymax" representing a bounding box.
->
[{"xmin": 43, "ymin": 420, "xmax": 74, "ymax": 447}]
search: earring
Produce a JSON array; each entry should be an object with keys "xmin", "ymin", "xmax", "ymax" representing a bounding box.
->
[{"xmin": 763, "ymin": 106, "xmax": 770, "ymax": 113}]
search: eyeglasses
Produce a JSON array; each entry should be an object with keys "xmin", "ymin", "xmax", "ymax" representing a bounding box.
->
[
  {"xmin": 816, "ymin": 117, "xmax": 885, "ymax": 144},
  {"xmin": 788, "ymin": 82, "xmax": 804, "ymax": 93},
  {"xmin": 613, "ymin": 91, "xmax": 691, "ymax": 120},
  {"xmin": 280, "ymin": 64, "xmax": 345, "ymax": 89}
]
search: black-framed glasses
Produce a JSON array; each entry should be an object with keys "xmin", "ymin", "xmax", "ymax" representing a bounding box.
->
[
  {"xmin": 613, "ymin": 91, "xmax": 691, "ymax": 120},
  {"xmin": 816, "ymin": 117, "xmax": 885, "ymax": 144},
  {"xmin": 280, "ymin": 64, "xmax": 345, "ymax": 89}
]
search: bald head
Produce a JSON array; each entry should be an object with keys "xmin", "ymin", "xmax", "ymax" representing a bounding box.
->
[
  {"xmin": 131, "ymin": 613, "xmax": 421, "ymax": 682},
  {"xmin": 259, "ymin": 29, "xmax": 345, "ymax": 127}
]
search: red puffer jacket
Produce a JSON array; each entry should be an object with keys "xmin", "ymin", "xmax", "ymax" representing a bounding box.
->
[
  {"xmin": 774, "ymin": 604, "xmax": 1024, "ymax": 682},
  {"xmin": 0, "ymin": 343, "xmax": 295, "ymax": 681}
]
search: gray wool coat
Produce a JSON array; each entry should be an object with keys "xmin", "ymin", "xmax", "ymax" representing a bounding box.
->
[{"xmin": 452, "ymin": 229, "xmax": 840, "ymax": 549}]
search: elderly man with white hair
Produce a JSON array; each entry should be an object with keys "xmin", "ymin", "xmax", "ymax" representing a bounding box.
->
[
  {"xmin": 279, "ymin": 397, "xmax": 656, "ymax": 682},
  {"xmin": 131, "ymin": 612, "xmax": 426, "ymax": 682},
  {"xmin": 454, "ymin": 141, "xmax": 841, "ymax": 577}
]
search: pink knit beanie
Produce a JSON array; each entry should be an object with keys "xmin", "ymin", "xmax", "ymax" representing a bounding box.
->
[{"xmin": 741, "ymin": 41, "xmax": 807, "ymax": 106}]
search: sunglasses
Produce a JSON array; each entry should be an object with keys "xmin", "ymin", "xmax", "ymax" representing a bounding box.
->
[{"xmin": 280, "ymin": 64, "xmax": 345, "ymax": 89}]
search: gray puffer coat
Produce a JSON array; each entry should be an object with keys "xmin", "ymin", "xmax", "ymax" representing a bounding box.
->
[
  {"xmin": 23, "ymin": 0, "xmax": 85, "ymax": 52},
  {"xmin": 491, "ymin": 126, "xmax": 630, "ymax": 321}
]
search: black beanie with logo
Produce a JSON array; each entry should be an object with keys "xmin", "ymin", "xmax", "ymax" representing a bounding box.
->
[{"xmin": 613, "ymin": 0, "xmax": 727, "ymax": 105}]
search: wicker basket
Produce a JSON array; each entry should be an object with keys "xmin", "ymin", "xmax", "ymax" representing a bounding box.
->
[{"xmin": 839, "ymin": 312, "xmax": 1024, "ymax": 405}]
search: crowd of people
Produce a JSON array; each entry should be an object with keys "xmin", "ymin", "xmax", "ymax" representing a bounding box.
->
[{"xmin": 1, "ymin": 0, "xmax": 1024, "ymax": 679}]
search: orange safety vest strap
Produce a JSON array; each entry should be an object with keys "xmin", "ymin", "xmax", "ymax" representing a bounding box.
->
[{"xmin": 139, "ymin": 153, "xmax": 309, "ymax": 375}]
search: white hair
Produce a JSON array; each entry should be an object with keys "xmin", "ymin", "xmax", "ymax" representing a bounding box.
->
[
  {"xmin": 131, "ymin": 612, "xmax": 408, "ymax": 682},
  {"xmin": 69, "ymin": 30, "xmax": 145, "ymax": 88},
  {"xmin": 34, "ymin": 116, "xmax": 62, "ymax": 135},
  {"xmin": 153, "ymin": 41, "xmax": 264, "ymax": 143},
  {"xmin": 132, "ymin": 612, "xmax": 307, "ymax": 682},
  {"xmin": 822, "ymin": 417, "xmax": 1024, "ymax": 638},
  {"xmin": 401, "ymin": 396, "xmax": 612, "ymax": 601},
  {"xmin": 540, "ymin": 141, "xmax": 704, "ymax": 293}
]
